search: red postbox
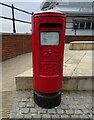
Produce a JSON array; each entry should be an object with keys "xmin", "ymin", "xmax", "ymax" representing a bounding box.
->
[{"xmin": 32, "ymin": 11, "xmax": 66, "ymax": 108}]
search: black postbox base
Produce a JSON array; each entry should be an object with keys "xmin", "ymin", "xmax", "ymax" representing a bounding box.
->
[{"xmin": 33, "ymin": 90, "xmax": 61, "ymax": 109}]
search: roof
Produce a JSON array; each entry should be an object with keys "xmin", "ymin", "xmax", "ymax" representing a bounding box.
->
[
  {"xmin": 40, "ymin": 1, "xmax": 94, "ymax": 16},
  {"xmin": 40, "ymin": 0, "xmax": 59, "ymax": 10}
]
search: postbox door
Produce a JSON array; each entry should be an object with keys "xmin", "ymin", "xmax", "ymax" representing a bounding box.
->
[
  {"xmin": 38, "ymin": 24, "xmax": 64, "ymax": 93},
  {"xmin": 40, "ymin": 31, "xmax": 61, "ymax": 75}
]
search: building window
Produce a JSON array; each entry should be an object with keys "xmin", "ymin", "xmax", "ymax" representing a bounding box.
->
[
  {"xmin": 80, "ymin": 22, "xmax": 84, "ymax": 29},
  {"xmin": 73, "ymin": 22, "xmax": 79, "ymax": 29},
  {"xmin": 92, "ymin": 22, "xmax": 94, "ymax": 30},
  {"xmin": 86, "ymin": 22, "xmax": 91, "ymax": 29},
  {"xmin": 73, "ymin": 20, "xmax": 93, "ymax": 30}
]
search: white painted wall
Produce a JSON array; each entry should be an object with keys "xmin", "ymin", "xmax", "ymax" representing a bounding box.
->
[{"xmin": 66, "ymin": 29, "xmax": 93, "ymax": 35}]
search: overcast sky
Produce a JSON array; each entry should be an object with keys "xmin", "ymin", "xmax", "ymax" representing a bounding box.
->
[{"xmin": 0, "ymin": 0, "xmax": 93, "ymax": 33}]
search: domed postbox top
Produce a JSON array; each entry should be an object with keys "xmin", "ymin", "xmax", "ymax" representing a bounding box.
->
[{"xmin": 33, "ymin": 10, "xmax": 66, "ymax": 18}]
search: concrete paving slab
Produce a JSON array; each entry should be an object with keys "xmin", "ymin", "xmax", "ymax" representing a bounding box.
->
[
  {"xmin": 69, "ymin": 41, "xmax": 94, "ymax": 50},
  {"xmin": 16, "ymin": 50, "xmax": 92, "ymax": 78},
  {"xmin": 2, "ymin": 53, "xmax": 32, "ymax": 91}
]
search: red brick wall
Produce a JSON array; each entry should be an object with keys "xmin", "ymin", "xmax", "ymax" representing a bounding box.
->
[
  {"xmin": 1, "ymin": 34, "xmax": 31, "ymax": 61},
  {"xmin": 0, "ymin": 34, "xmax": 94, "ymax": 61},
  {"xmin": 65, "ymin": 35, "xmax": 94, "ymax": 43}
]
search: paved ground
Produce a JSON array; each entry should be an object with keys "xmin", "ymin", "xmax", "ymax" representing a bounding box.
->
[
  {"xmin": 64, "ymin": 48, "xmax": 92, "ymax": 77},
  {"xmin": 9, "ymin": 91, "xmax": 93, "ymax": 119},
  {"xmin": 2, "ymin": 53, "xmax": 32, "ymax": 118},
  {"xmin": 17, "ymin": 50, "xmax": 92, "ymax": 77},
  {"xmin": 1, "ymin": 44, "xmax": 93, "ymax": 119},
  {"xmin": 2, "ymin": 53, "xmax": 32, "ymax": 91}
]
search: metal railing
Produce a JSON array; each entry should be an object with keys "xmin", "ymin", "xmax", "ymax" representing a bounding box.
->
[
  {"xmin": 1, "ymin": 2, "xmax": 92, "ymax": 35},
  {"xmin": 0, "ymin": 2, "xmax": 33, "ymax": 33}
]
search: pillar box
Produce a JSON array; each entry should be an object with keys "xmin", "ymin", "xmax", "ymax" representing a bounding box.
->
[{"xmin": 32, "ymin": 11, "xmax": 66, "ymax": 108}]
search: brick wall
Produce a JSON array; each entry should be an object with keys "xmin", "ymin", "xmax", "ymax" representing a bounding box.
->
[
  {"xmin": 0, "ymin": 33, "xmax": 94, "ymax": 61},
  {"xmin": 65, "ymin": 35, "xmax": 94, "ymax": 43},
  {"xmin": 1, "ymin": 34, "xmax": 31, "ymax": 61}
]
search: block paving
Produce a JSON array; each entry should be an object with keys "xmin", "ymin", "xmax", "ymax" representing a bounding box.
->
[{"xmin": 9, "ymin": 90, "xmax": 93, "ymax": 119}]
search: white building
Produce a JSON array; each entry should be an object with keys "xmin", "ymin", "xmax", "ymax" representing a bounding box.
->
[{"xmin": 40, "ymin": 1, "xmax": 94, "ymax": 35}]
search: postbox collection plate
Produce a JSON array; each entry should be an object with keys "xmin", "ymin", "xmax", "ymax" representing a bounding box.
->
[{"xmin": 41, "ymin": 32, "xmax": 59, "ymax": 45}]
